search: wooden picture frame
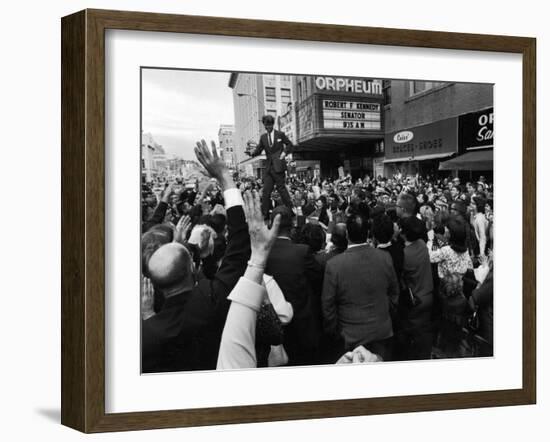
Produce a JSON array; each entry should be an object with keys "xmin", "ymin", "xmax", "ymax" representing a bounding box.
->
[{"xmin": 61, "ymin": 8, "xmax": 536, "ymax": 433}]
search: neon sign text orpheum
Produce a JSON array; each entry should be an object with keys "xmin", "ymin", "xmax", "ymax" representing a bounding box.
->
[{"xmin": 315, "ymin": 77, "xmax": 383, "ymax": 95}]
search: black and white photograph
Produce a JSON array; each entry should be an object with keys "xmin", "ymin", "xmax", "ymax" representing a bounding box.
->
[{"xmin": 140, "ymin": 69, "xmax": 494, "ymax": 373}]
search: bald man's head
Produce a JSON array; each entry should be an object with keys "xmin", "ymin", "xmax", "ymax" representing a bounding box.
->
[
  {"xmin": 331, "ymin": 222, "xmax": 348, "ymax": 251},
  {"xmin": 141, "ymin": 227, "xmax": 173, "ymax": 278},
  {"xmin": 148, "ymin": 243, "xmax": 194, "ymax": 297}
]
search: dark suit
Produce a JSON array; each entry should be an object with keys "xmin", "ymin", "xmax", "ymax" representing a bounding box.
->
[
  {"xmin": 265, "ymin": 237, "xmax": 323, "ymax": 366},
  {"xmin": 397, "ymin": 239, "xmax": 434, "ymax": 360},
  {"xmin": 471, "ymin": 270, "xmax": 493, "ymax": 356},
  {"xmin": 322, "ymin": 245, "xmax": 399, "ymax": 358},
  {"xmin": 253, "ymin": 129, "xmax": 293, "ymax": 217},
  {"xmin": 141, "ymin": 205, "xmax": 250, "ymax": 373}
]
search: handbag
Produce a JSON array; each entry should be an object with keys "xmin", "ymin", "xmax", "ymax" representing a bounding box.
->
[{"xmin": 256, "ymin": 302, "xmax": 284, "ymax": 346}]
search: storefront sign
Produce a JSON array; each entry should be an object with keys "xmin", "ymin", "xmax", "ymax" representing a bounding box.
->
[
  {"xmin": 315, "ymin": 77, "xmax": 383, "ymax": 95},
  {"xmin": 322, "ymin": 100, "xmax": 381, "ymax": 131},
  {"xmin": 393, "ymin": 131, "xmax": 414, "ymax": 143},
  {"xmin": 459, "ymin": 107, "xmax": 494, "ymax": 151},
  {"xmin": 384, "ymin": 117, "xmax": 458, "ymax": 160}
]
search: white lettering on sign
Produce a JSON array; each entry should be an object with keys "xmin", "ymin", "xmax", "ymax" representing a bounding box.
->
[
  {"xmin": 324, "ymin": 120, "xmax": 381, "ymax": 130},
  {"xmin": 478, "ymin": 113, "xmax": 494, "ymax": 126},
  {"xmin": 322, "ymin": 100, "xmax": 381, "ymax": 131},
  {"xmin": 393, "ymin": 131, "xmax": 414, "ymax": 143},
  {"xmin": 477, "ymin": 126, "xmax": 493, "ymax": 141},
  {"xmin": 476, "ymin": 111, "xmax": 494, "ymax": 142},
  {"xmin": 315, "ymin": 77, "xmax": 383, "ymax": 95}
]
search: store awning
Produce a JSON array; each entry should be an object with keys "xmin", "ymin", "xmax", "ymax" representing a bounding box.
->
[
  {"xmin": 383, "ymin": 152, "xmax": 454, "ymax": 163},
  {"xmin": 438, "ymin": 149, "xmax": 493, "ymax": 171}
]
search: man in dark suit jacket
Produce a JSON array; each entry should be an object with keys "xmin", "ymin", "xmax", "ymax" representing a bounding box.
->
[
  {"xmin": 322, "ymin": 214, "xmax": 399, "ymax": 361},
  {"xmin": 142, "ymin": 140, "xmax": 250, "ymax": 372},
  {"xmin": 251, "ymin": 115, "xmax": 294, "ymax": 219},
  {"xmin": 264, "ymin": 206, "xmax": 323, "ymax": 366}
]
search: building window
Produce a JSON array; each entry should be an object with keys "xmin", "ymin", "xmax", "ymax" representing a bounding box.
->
[
  {"xmin": 303, "ymin": 77, "xmax": 308, "ymax": 98},
  {"xmin": 297, "ymin": 81, "xmax": 302, "ymax": 103},
  {"xmin": 267, "ymin": 109, "xmax": 277, "ymax": 118},
  {"xmin": 265, "ymin": 87, "xmax": 276, "ymax": 102},
  {"xmin": 281, "ymin": 88, "xmax": 291, "ymax": 105},
  {"xmin": 383, "ymin": 80, "xmax": 392, "ymax": 105},
  {"xmin": 408, "ymin": 81, "xmax": 444, "ymax": 97}
]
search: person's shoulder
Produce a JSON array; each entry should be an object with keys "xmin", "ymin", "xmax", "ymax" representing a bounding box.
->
[
  {"xmin": 273, "ymin": 238, "xmax": 304, "ymax": 253},
  {"xmin": 293, "ymin": 242, "xmax": 310, "ymax": 255},
  {"xmin": 326, "ymin": 249, "xmax": 349, "ymax": 267},
  {"xmin": 415, "ymin": 239, "xmax": 428, "ymax": 251},
  {"xmin": 402, "ymin": 242, "xmax": 416, "ymax": 258},
  {"xmin": 372, "ymin": 246, "xmax": 392, "ymax": 261}
]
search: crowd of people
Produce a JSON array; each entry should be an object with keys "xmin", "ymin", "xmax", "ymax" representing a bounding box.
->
[{"xmin": 140, "ymin": 139, "xmax": 494, "ymax": 373}]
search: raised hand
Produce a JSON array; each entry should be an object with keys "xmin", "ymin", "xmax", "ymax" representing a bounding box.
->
[
  {"xmin": 188, "ymin": 224, "xmax": 217, "ymax": 258},
  {"xmin": 194, "ymin": 140, "xmax": 232, "ymax": 189},
  {"xmin": 173, "ymin": 215, "xmax": 192, "ymax": 245},
  {"xmin": 141, "ymin": 276, "xmax": 155, "ymax": 320},
  {"xmin": 210, "ymin": 203, "xmax": 226, "ymax": 216},
  {"xmin": 242, "ymin": 190, "xmax": 281, "ymax": 266},
  {"xmin": 478, "ymin": 253, "xmax": 488, "ymax": 267},
  {"xmin": 160, "ymin": 182, "xmax": 174, "ymax": 203}
]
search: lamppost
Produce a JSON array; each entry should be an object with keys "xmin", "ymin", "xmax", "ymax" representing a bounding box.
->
[
  {"xmin": 237, "ymin": 92, "xmax": 262, "ymax": 104},
  {"xmin": 236, "ymin": 92, "xmax": 266, "ymax": 124}
]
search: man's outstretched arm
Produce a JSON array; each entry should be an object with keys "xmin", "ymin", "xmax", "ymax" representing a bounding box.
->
[{"xmin": 193, "ymin": 140, "xmax": 250, "ymax": 306}]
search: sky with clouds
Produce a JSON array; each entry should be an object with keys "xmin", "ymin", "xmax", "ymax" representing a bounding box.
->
[{"xmin": 142, "ymin": 69, "xmax": 234, "ymax": 160}]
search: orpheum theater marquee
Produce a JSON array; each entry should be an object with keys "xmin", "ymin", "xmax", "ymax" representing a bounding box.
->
[
  {"xmin": 293, "ymin": 75, "xmax": 385, "ymax": 177},
  {"xmin": 322, "ymin": 99, "xmax": 381, "ymax": 130}
]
